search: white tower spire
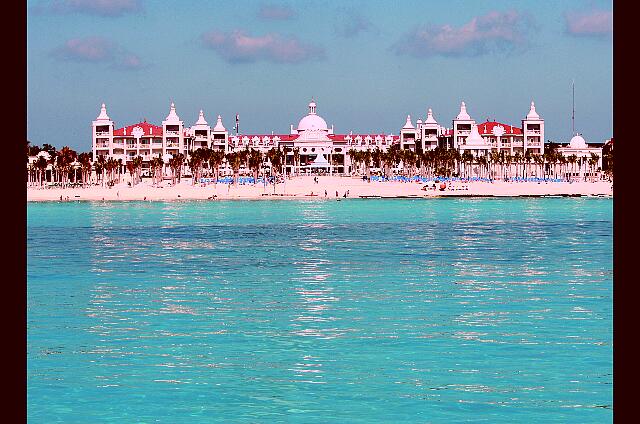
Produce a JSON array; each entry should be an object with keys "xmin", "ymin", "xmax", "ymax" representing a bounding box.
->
[
  {"xmin": 456, "ymin": 101, "xmax": 470, "ymax": 120},
  {"xmin": 96, "ymin": 103, "xmax": 110, "ymax": 120}
]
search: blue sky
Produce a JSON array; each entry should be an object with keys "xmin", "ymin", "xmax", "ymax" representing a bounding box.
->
[{"xmin": 27, "ymin": 0, "xmax": 612, "ymax": 151}]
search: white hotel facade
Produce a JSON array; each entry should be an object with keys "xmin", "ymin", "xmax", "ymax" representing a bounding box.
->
[{"xmin": 91, "ymin": 99, "xmax": 602, "ymax": 176}]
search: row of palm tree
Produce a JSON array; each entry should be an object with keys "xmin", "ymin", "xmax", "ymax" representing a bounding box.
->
[
  {"xmin": 28, "ymin": 139, "xmax": 606, "ymax": 187},
  {"xmin": 347, "ymin": 145, "xmax": 601, "ymax": 181}
]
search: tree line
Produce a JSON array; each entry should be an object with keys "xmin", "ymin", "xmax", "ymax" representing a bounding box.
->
[{"xmin": 27, "ymin": 139, "xmax": 610, "ymax": 188}]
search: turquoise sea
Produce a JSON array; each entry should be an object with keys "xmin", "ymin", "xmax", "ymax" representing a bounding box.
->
[{"xmin": 27, "ymin": 199, "xmax": 613, "ymax": 423}]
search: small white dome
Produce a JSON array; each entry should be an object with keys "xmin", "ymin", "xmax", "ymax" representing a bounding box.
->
[{"xmin": 569, "ymin": 134, "xmax": 588, "ymax": 149}]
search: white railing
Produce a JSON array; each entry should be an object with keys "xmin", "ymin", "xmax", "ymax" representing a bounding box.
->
[
  {"xmin": 95, "ymin": 131, "xmax": 110, "ymax": 136},
  {"xmin": 527, "ymin": 130, "xmax": 541, "ymax": 134},
  {"xmin": 96, "ymin": 143, "xmax": 109, "ymax": 148},
  {"xmin": 165, "ymin": 131, "xmax": 180, "ymax": 136}
]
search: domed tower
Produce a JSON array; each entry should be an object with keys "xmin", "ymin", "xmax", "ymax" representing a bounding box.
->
[
  {"xmin": 162, "ymin": 102, "xmax": 184, "ymax": 158},
  {"xmin": 422, "ymin": 108, "xmax": 439, "ymax": 150},
  {"xmin": 522, "ymin": 101, "xmax": 544, "ymax": 155},
  {"xmin": 191, "ymin": 110, "xmax": 211, "ymax": 150},
  {"xmin": 211, "ymin": 115, "xmax": 229, "ymax": 153},
  {"xmin": 452, "ymin": 101, "xmax": 475, "ymax": 150},
  {"xmin": 400, "ymin": 115, "xmax": 417, "ymax": 151},
  {"xmin": 92, "ymin": 103, "xmax": 114, "ymax": 162}
]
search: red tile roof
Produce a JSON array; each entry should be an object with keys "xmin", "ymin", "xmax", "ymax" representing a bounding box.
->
[
  {"xmin": 113, "ymin": 122, "xmax": 163, "ymax": 137},
  {"xmin": 477, "ymin": 121, "xmax": 522, "ymax": 136}
]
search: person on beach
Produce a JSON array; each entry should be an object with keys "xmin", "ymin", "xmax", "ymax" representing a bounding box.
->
[
  {"xmin": 336, "ymin": 191, "xmax": 339, "ymax": 197},
  {"xmin": 325, "ymin": 190, "xmax": 327, "ymax": 197}
]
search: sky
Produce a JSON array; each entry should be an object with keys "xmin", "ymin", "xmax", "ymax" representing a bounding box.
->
[{"xmin": 27, "ymin": 0, "xmax": 613, "ymax": 152}]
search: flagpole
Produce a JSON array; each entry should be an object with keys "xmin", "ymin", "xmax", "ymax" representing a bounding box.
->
[{"xmin": 572, "ymin": 80, "xmax": 575, "ymax": 136}]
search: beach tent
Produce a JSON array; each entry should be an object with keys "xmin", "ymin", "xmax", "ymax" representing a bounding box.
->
[{"xmin": 307, "ymin": 154, "xmax": 330, "ymax": 168}]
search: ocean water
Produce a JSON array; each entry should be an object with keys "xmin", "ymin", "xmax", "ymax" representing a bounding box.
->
[{"xmin": 27, "ymin": 199, "xmax": 613, "ymax": 423}]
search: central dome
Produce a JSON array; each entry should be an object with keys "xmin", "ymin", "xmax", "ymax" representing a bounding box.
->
[
  {"xmin": 297, "ymin": 114, "xmax": 328, "ymax": 132},
  {"xmin": 569, "ymin": 134, "xmax": 587, "ymax": 149},
  {"xmin": 297, "ymin": 99, "xmax": 328, "ymax": 132}
]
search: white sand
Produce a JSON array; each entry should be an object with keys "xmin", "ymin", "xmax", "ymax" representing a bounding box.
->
[{"xmin": 26, "ymin": 176, "xmax": 613, "ymax": 202}]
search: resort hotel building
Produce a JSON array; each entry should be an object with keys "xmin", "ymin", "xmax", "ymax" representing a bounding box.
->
[{"xmin": 90, "ymin": 99, "xmax": 603, "ymax": 178}]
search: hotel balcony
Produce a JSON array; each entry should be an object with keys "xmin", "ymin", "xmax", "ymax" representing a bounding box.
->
[
  {"xmin": 95, "ymin": 131, "xmax": 110, "ymax": 136},
  {"xmin": 527, "ymin": 130, "xmax": 541, "ymax": 134},
  {"xmin": 165, "ymin": 131, "xmax": 180, "ymax": 136},
  {"xmin": 457, "ymin": 130, "xmax": 471, "ymax": 135},
  {"xmin": 166, "ymin": 142, "xmax": 179, "ymax": 148},
  {"xmin": 96, "ymin": 142, "xmax": 109, "ymax": 148},
  {"xmin": 512, "ymin": 140, "xmax": 523, "ymax": 147}
]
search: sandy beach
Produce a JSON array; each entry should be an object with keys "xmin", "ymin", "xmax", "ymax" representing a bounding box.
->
[{"xmin": 27, "ymin": 176, "xmax": 613, "ymax": 201}]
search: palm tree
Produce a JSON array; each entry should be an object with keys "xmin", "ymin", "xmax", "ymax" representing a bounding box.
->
[
  {"xmin": 168, "ymin": 153, "xmax": 185, "ymax": 185},
  {"xmin": 134, "ymin": 156, "xmax": 143, "ymax": 185},
  {"xmin": 187, "ymin": 148, "xmax": 205, "ymax": 185},
  {"xmin": 117, "ymin": 158, "xmax": 124, "ymax": 183},
  {"xmin": 477, "ymin": 155, "xmax": 488, "ymax": 179},
  {"xmin": 292, "ymin": 147, "xmax": 300, "ymax": 176},
  {"xmin": 347, "ymin": 148, "xmax": 358, "ymax": 175},
  {"xmin": 371, "ymin": 148, "xmax": 382, "ymax": 175},
  {"xmin": 77, "ymin": 152, "xmax": 92, "ymax": 187},
  {"xmin": 247, "ymin": 149, "xmax": 263, "ymax": 184},
  {"xmin": 461, "ymin": 151, "xmax": 473, "ymax": 179},
  {"xmin": 281, "ymin": 145, "xmax": 290, "ymax": 177},
  {"xmin": 149, "ymin": 155, "xmax": 163, "ymax": 186},
  {"xmin": 35, "ymin": 156, "xmax": 48, "ymax": 186},
  {"xmin": 56, "ymin": 146, "xmax": 77, "ymax": 187},
  {"xmin": 126, "ymin": 161, "xmax": 136, "ymax": 186},
  {"xmin": 362, "ymin": 149, "xmax": 372, "ymax": 179},
  {"xmin": 209, "ymin": 149, "xmax": 225, "ymax": 185},
  {"xmin": 590, "ymin": 153, "xmax": 600, "ymax": 181},
  {"xmin": 96, "ymin": 154, "xmax": 106, "ymax": 186},
  {"xmin": 225, "ymin": 151, "xmax": 242, "ymax": 185},
  {"xmin": 513, "ymin": 151, "xmax": 522, "ymax": 179},
  {"xmin": 523, "ymin": 150, "xmax": 533, "ymax": 179},
  {"xmin": 567, "ymin": 154, "xmax": 577, "ymax": 181}
]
